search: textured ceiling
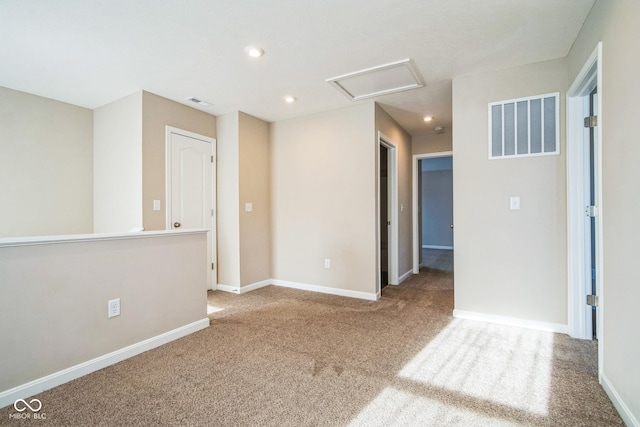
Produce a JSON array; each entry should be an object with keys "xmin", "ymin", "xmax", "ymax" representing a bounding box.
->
[{"xmin": 0, "ymin": 0, "xmax": 595, "ymax": 137}]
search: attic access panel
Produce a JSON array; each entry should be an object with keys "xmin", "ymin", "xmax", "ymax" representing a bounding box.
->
[{"xmin": 327, "ymin": 59, "xmax": 424, "ymax": 101}]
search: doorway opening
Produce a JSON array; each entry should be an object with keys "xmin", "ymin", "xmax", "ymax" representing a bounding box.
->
[
  {"xmin": 412, "ymin": 151, "xmax": 454, "ymax": 273},
  {"xmin": 377, "ymin": 132, "xmax": 398, "ymax": 296},
  {"xmin": 567, "ymin": 42, "xmax": 603, "ymax": 367},
  {"xmin": 380, "ymin": 144, "xmax": 389, "ymax": 288},
  {"xmin": 419, "ymin": 156, "xmax": 454, "ymax": 272}
]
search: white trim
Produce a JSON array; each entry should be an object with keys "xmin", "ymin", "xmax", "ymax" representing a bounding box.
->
[
  {"xmin": 0, "ymin": 229, "xmax": 207, "ymax": 248},
  {"xmin": 0, "ymin": 318, "xmax": 209, "ymax": 409},
  {"xmin": 601, "ymin": 373, "xmax": 640, "ymax": 427},
  {"xmin": 422, "ymin": 245, "xmax": 454, "ymax": 250},
  {"xmin": 240, "ymin": 279, "xmax": 272, "ymax": 293},
  {"xmin": 412, "ymin": 151, "xmax": 454, "ymax": 273},
  {"xmin": 397, "ymin": 269, "xmax": 413, "ymax": 284},
  {"xmin": 272, "ymin": 279, "xmax": 379, "ymax": 301},
  {"xmin": 566, "ymin": 41, "xmax": 604, "ymax": 372},
  {"xmin": 217, "ymin": 279, "xmax": 378, "ymax": 301},
  {"xmin": 217, "ymin": 280, "xmax": 271, "ymax": 294},
  {"xmin": 453, "ymin": 309, "xmax": 569, "ymax": 335},
  {"xmin": 216, "ymin": 284, "xmax": 240, "ymax": 294}
]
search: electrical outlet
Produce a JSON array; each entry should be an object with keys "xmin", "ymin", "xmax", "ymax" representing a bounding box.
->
[
  {"xmin": 108, "ymin": 298, "xmax": 121, "ymax": 318},
  {"xmin": 324, "ymin": 258, "xmax": 331, "ymax": 269}
]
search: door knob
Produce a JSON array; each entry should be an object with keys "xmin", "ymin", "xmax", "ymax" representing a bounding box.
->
[
  {"xmin": 174, "ymin": 222, "xmax": 181, "ymax": 228},
  {"xmin": 450, "ymin": 224, "xmax": 454, "ymax": 229}
]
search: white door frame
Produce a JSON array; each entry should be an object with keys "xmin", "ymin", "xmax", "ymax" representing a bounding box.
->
[
  {"xmin": 377, "ymin": 132, "xmax": 398, "ymax": 292},
  {"xmin": 165, "ymin": 126, "xmax": 217, "ymax": 290},
  {"xmin": 412, "ymin": 151, "xmax": 454, "ymax": 273},
  {"xmin": 566, "ymin": 42, "xmax": 603, "ymax": 366}
]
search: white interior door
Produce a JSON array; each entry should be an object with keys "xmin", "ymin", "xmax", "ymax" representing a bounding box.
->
[{"xmin": 166, "ymin": 127, "xmax": 216, "ymax": 290}]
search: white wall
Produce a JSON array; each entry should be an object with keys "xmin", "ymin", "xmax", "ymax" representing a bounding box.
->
[
  {"xmin": 271, "ymin": 104, "xmax": 377, "ymax": 295},
  {"xmin": 216, "ymin": 112, "xmax": 241, "ymax": 288},
  {"xmin": 0, "ymin": 231, "xmax": 208, "ymax": 406},
  {"xmin": 452, "ymin": 58, "xmax": 568, "ymax": 326},
  {"xmin": 93, "ymin": 92, "xmax": 143, "ymax": 233},
  {"xmin": 0, "ymin": 87, "xmax": 93, "ymax": 237},
  {"xmin": 568, "ymin": 0, "xmax": 640, "ymax": 422}
]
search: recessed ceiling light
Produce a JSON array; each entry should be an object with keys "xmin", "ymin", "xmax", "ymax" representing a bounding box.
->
[
  {"xmin": 245, "ymin": 46, "xmax": 264, "ymax": 58},
  {"xmin": 423, "ymin": 116, "xmax": 433, "ymax": 122},
  {"xmin": 283, "ymin": 96, "xmax": 297, "ymax": 103}
]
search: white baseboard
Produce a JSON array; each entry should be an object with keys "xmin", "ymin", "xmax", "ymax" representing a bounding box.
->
[
  {"xmin": 217, "ymin": 280, "xmax": 271, "ymax": 295},
  {"xmin": 272, "ymin": 279, "xmax": 378, "ymax": 301},
  {"xmin": 453, "ymin": 309, "xmax": 569, "ymax": 334},
  {"xmin": 216, "ymin": 284, "xmax": 240, "ymax": 294},
  {"xmin": 0, "ymin": 318, "xmax": 209, "ymax": 409},
  {"xmin": 422, "ymin": 245, "xmax": 454, "ymax": 250},
  {"xmin": 240, "ymin": 280, "xmax": 272, "ymax": 293},
  {"xmin": 398, "ymin": 269, "xmax": 414, "ymax": 284},
  {"xmin": 601, "ymin": 372, "xmax": 640, "ymax": 427}
]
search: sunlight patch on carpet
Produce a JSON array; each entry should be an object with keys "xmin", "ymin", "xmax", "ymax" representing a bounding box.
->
[
  {"xmin": 398, "ymin": 318, "xmax": 553, "ymax": 416},
  {"xmin": 348, "ymin": 387, "xmax": 517, "ymax": 427}
]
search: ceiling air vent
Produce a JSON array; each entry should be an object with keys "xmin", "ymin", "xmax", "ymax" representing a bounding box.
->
[
  {"xmin": 186, "ymin": 97, "xmax": 211, "ymax": 107},
  {"xmin": 326, "ymin": 59, "xmax": 424, "ymax": 101}
]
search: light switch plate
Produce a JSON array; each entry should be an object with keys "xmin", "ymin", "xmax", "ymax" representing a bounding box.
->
[
  {"xmin": 245, "ymin": 202, "xmax": 253, "ymax": 212},
  {"xmin": 510, "ymin": 196, "xmax": 521, "ymax": 210},
  {"xmin": 153, "ymin": 200, "xmax": 161, "ymax": 211}
]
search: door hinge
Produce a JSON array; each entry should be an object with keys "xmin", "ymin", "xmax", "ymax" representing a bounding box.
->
[
  {"xmin": 211, "ymin": 262, "xmax": 215, "ymax": 270},
  {"xmin": 211, "ymin": 209, "xmax": 214, "ymax": 217},
  {"xmin": 586, "ymin": 294, "xmax": 599, "ymax": 307},
  {"xmin": 585, "ymin": 205, "xmax": 599, "ymax": 217},
  {"xmin": 584, "ymin": 115, "xmax": 598, "ymax": 128},
  {"xmin": 211, "ymin": 155, "xmax": 214, "ymax": 163}
]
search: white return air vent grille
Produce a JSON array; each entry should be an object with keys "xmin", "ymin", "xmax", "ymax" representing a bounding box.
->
[{"xmin": 488, "ymin": 93, "xmax": 559, "ymax": 159}]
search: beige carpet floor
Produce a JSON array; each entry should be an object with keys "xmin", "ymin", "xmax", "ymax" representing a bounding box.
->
[{"xmin": 0, "ymin": 268, "xmax": 623, "ymax": 426}]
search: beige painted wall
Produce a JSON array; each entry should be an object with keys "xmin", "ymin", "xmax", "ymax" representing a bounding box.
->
[
  {"xmin": 568, "ymin": 0, "xmax": 640, "ymax": 420},
  {"xmin": 216, "ymin": 112, "xmax": 241, "ymax": 287},
  {"xmin": 452, "ymin": 58, "xmax": 568, "ymax": 324},
  {"xmin": 142, "ymin": 91, "xmax": 216, "ymax": 231},
  {"xmin": 216, "ymin": 112, "xmax": 271, "ymax": 288},
  {"xmin": 375, "ymin": 104, "xmax": 414, "ymax": 279},
  {"xmin": 0, "ymin": 231, "xmax": 207, "ymax": 393},
  {"xmin": 239, "ymin": 112, "xmax": 271, "ymax": 286},
  {"xmin": 413, "ymin": 132, "xmax": 453, "ymax": 155},
  {"xmin": 94, "ymin": 92, "xmax": 143, "ymax": 233},
  {"xmin": 271, "ymin": 104, "xmax": 377, "ymax": 294},
  {"xmin": 0, "ymin": 87, "xmax": 93, "ymax": 237}
]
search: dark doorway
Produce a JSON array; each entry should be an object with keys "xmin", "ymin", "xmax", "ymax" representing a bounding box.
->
[{"xmin": 380, "ymin": 144, "xmax": 389, "ymax": 288}]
